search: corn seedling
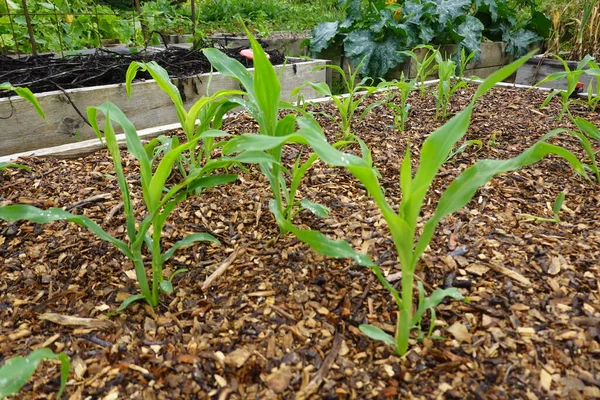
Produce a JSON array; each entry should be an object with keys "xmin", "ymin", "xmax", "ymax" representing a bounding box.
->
[
  {"xmin": 518, "ymin": 192, "xmax": 565, "ymax": 223},
  {"xmin": 204, "ymin": 29, "xmax": 341, "ymax": 229},
  {"xmin": 584, "ymin": 60, "xmax": 600, "ymax": 111},
  {"xmin": 0, "ymin": 68, "xmax": 248, "ymax": 311},
  {"xmin": 0, "ymin": 348, "xmax": 70, "ymax": 399},
  {"xmin": 435, "ymin": 52, "xmax": 468, "ymax": 120},
  {"xmin": 299, "ymin": 58, "xmax": 381, "ymax": 141},
  {"xmin": 455, "ymin": 48, "xmax": 478, "ymax": 82},
  {"xmin": 380, "ymin": 74, "xmax": 416, "ymax": 132},
  {"xmin": 571, "ymin": 117, "xmax": 600, "ymax": 183},
  {"xmin": 399, "ymin": 45, "xmax": 440, "ymax": 96},
  {"xmin": 345, "ymin": 53, "xmax": 587, "ymax": 356},
  {"xmin": 536, "ymin": 54, "xmax": 595, "ymax": 119},
  {"xmin": 445, "ymin": 139, "xmax": 483, "ymax": 163}
]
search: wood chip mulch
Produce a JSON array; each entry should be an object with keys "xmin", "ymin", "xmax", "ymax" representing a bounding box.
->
[{"xmin": 1, "ymin": 85, "xmax": 599, "ymax": 399}]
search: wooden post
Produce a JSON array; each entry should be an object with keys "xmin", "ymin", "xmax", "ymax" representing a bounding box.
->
[
  {"xmin": 20, "ymin": 0, "xmax": 37, "ymax": 55},
  {"xmin": 132, "ymin": 0, "xmax": 147, "ymax": 44},
  {"xmin": 190, "ymin": 0, "xmax": 196, "ymax": 37}
]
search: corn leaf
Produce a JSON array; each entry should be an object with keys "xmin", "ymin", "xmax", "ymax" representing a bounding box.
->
[
  {"xmin": 269, "ymin": 200, "xmax": 374, "ymax": 266},
  {"xmin": 359, "ymin": 324, "xmax": 396, "ymax": 346},
  {"xmin": 0, "ymin": 82, "xmax": 45, "ymax": 119},
  {"xmin": 414, "ymin": 141, "xmax": 588, "ymax": 261},
  {"xmin": 163, "ymin": 233, "xmax": 220, "ymax": 262},
  {"xmin": 0, "ymin": 348, "xmax": 69, "ymax": 399},
  {"xmin": 203, "ymin": 48, "xmax": 255, "ymax": 100},
  {"xmin": 0, "ymin": 205, "xmax": 133, "ymax": 259}
]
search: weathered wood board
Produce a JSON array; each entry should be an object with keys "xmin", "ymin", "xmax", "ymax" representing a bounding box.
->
[{"xmin": 0, "ymin": 59, "xmax": 328, "ymax": 157}]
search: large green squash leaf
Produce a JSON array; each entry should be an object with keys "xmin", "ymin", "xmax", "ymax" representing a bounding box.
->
[
  {"xmin": 503, "ymin": 28, "xmax": 540, "ymax": 57},
  {"xmin": 310, "ymin": 21, "xmax": 339, "ymax": 53},
  {"xmin": 344, "ymin": 29, "xmax": 406, "ymax": 78},
  {"xmin": 457, "ymin": 16, "xmax": 484, "ymax": 59},
  {"xmin": 432, "ymin": 0, "xmax": 471, "ymax": 25}
]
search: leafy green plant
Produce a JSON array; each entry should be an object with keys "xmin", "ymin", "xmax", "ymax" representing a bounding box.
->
[
  {"xmin": 445, "ymin": 139, "xmax": 483, "ymax": 162},
  {"xmin": 203, "ymin": 28, "xmax": 345, "ymax": 228},
  {"xmin": 0, "ymin": 65, "xmax": 248, "ymax": 311},
  {"xmin": 310, "ymin": 0, "xmax": 550, "ymax": 78},
  {"xmin": 348, "ymin": 54, "xmax": 586, "ymax": 355},
  {"xmin": 398, "ymin": 45, "xmax": 440, "ymax": 96},
  {"xmin": 455, "ymin": 47, "xmax": 478, "ymax": 81},
  {"xmin": 380, "ymin": 74, "xmax": 417, "ymax": 132},
  {"xmin": 536, "ymin": 54, "xmax": 595, "ymax": 119},
  {"xmin": 125, "ymin": 61, "xmax": 242, "ymax": 177},
  {"xmin": 298, "ymin": 58, "xmax": 382, "ymax": 140},
  {"xmin": 434, "ymin": 52, "xmax": 468, "ymax": 120},
  {"xmin": 0, "ymin": 348, "xmax": 70, "ymax": 399},
  {"xmin": 583, "ymin": 60, "xmax": 600, "ymax": 112},
  {"xmin": 570, "ymin": 117, "xmax": 600, "ymax": 183},
  {"xmin": 519, "ymin": 191, "xmax": 565, "ymax": 223}
]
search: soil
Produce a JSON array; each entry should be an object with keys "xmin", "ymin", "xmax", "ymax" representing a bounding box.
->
[
  {"xmin": 1, "ymin": 85, "xmax": 600, "ymax": 399},
  {"xmin": 0, "ymin": 45, "xmax": 285, "ymax": 98}
]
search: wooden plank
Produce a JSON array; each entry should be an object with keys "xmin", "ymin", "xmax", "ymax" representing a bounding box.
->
[{"xmin": 0, "ymin": 59, "xmax": 328, "ymax": 157}]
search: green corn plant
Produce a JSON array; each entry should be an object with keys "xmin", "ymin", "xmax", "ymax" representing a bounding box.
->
[
  {"xmin": 455, "ymin": 48, "xmax": 478, "ymax": 82},
  {"xmin": 125, "ymin": 62, "xmax": 243, "ymax": 176},
  {"xmin": 209, "ymin": 52, "xmax": 588, "ymax": 356},
  {"xmin": 0, "ymin": 348, "xmax": 70, "ymax": 399},
  {"xmin": 298, "ymin": 57, "xmax": 382, "ymax": 141},
  {"xmin": 399, "ymin": 45, "xmax": 440, "ymax": 96},
  {"xmin": 445, "ymin": 139, "xmax": 483, "ymax": 163},
  {"xmin": 349, "ymin": 76, "xmax": 586, "ymax": 355},
  {"xmin": 434, "ymin": 52, "xmax": 468, "ymax": 120},
  {"xmin": 536, "ymin": 54, "xmax": 595, "ymax": 119},
  {"xmin": 571, "ymin": 117, "xmax": 600, "ymax": 183},
  {"xmin": 203, "ymin": 28, "xmax": 340, "ymax": 229},
  {"xmin": 0, "ymin": 82, "xmax": 249, "ymax": 310},
  {"xmin": 519, "ymin": 192, "xmax": 565, "ymax": 223},
  {"xmin": 583, "ymin": 61, "xmax": 600, "ymax": 112},
  {"xmin": 380, "ymin": 73, "xmax": 416, "ymax": 132}
]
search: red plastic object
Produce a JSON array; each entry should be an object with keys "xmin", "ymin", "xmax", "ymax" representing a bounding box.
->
[{"xmin": 239, "ymin": 49, "xmax": 270, "ymax": 60}]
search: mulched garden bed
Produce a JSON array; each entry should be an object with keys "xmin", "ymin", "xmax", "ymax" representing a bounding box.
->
[
  {"xmin": 0, "ymin": 45, "xmax": 285, "ymax": 98},
  {"xmin": 1, "ymin": 85, "xmax": 600, "ymax": 399}
]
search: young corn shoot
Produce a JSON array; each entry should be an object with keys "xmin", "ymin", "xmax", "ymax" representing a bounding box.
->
[
  {"xmin": 399, "ymin": 45, "xmax": 440, "ymax": 96},
  {"xmin": 300, "ymin": 57, "xmax": 381, "ymax": 141},
  {"xmin": 0, "ymin": 66, "xmax": 247, "ymax": 311},
  {"xmin": 347, "ymin": 52, "xmax": 587, "ymax": 356},
  {"xmin": 518, "ymin": 192, "xmax": 565, "ymax": 223},
  {"xmin": 125, "ymin": 62, "xmax": 244, "ymax": 175},
  {"xmin": 434, "ymin": 52, "xmax": 468, "ymax": 120},
  {"xmin": 203, "ymin": 28, "xmax": 336, "ymax": 229},
  {"xmin": 536, "ymin": 54, "xmax": 595, "ymax": 119},
  {"xmin": 380, "ymin": 73, "xmax": 416, "ymax": 132}
]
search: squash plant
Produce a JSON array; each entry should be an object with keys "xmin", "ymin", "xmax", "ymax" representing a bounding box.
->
[{"xmin": 311, "ymin": 0, "xmax": 551, "ymax": 78}]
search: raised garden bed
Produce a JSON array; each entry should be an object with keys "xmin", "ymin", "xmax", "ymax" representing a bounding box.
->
[
  {"xmin": 1, "ymin": 81, "xmax": 599, "ymax": 398},
  {"xmin": 0, "ymin": 48, "xmax": 328, "ymax": 157}
]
